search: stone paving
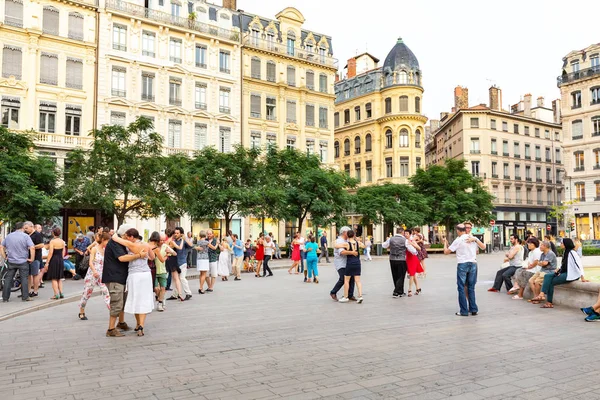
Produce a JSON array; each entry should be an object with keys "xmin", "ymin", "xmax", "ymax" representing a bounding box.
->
[{"xmin": 1, "ymin": 254, "xmax": 599, "ymax": 400}]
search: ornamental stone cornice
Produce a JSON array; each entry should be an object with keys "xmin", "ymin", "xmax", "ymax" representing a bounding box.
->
[{"xmin": 377, "ymin": 114, "xmax": 428, "ymax": 124}]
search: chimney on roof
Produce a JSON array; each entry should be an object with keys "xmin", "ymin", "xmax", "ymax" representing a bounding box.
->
[
  {"xmin": 335, "ymin": 72, "xmax": 340, "ymax": 83},
  {"xmin": 222, "ymin": 0, "xmax": 237, "ymax": 10},
  {"xmin": 440, "ymin": 112, "xmax": 449, "ymax": 120},
  {"xmin": 347, "ymin": 57, "xmax": 357, "ymax": 79},
  {"xmin": 524, "ymin": 94, "xmax": 532, "ymax": 117},
  {"xmin": 489, "ymin": 86, "xmax": 502, "ymax": 111},
  {"xmin": 454, "ymin": 86, "xmax": 468, "ymax": 110},
  {"xmin": 552, "ymin": 99, "xmax": 561, "ymax": 123},
  {"xmin": 537, "ymin": 96, "xmax": 545, "ymax": 108}
]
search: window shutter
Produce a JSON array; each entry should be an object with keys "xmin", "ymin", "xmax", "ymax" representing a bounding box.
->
[
  {"xmin": 250, "ymin": 94, "xmax": 261, "ymax": 117},
  {"xmin": 319, "ymin": 74, "xmax": 327, "ymax": 92},
  {"xmin": 251, "ymin": 58, "xmax": 261, "ymax": 79},
  {"xmin": 305, "ymin": 104, "xmax": 314, "ymax": 126},
  {"xmin": 43, "ymin": 6, "xmax": 59, "ymax": 35},
  {"xmin": 399, "ymin": 96, "xmax": 408, "ymax": 112},
  {"xmin": 66, "ymin": 58, "xmax": 83, "ymax": 89},
  {"xmin": 5, "ymin": 0, "xmax": 23, "ymax": 27},
  {"xmin": 195, "ymin": 124, "xmax": 207, "ymax": 150},
  {"xmin": 306, "ymin": 71, "xmax": 314, "ymax": 89},
  {"xmin": 2, "ymin": 46, "xmax": 22, "ymax": 79},
  {"xmin": 287, "ymin": 101, "xmax": 296, "ymax": 122},
  {"xmin": 287, "ymin": 66, "xmax": 295, "ymax": 86},
  {"xmin": 40, "ymin": 53, "xmax": 58, "ymax": 85},
  {"xmin": 68, "ymin": 12, "xmax": 84, "ymax": 40},
  {"xmin": 319, "ymin": 107, "xmax": 327, "ymax": 128},
  {"xmin": 267, "ymin": 62, "xmax": 276, "ymax": 82}
]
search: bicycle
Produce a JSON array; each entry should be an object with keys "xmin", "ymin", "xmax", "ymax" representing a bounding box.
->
[{"xmin": 0, "ymin": 257, "xmax": 22, "ymax": 293}]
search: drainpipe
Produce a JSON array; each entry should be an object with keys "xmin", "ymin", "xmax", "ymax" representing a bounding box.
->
[
  {"xmin": 238, "ymin": 10, "xmax": 244, "ymax": 148},
  {"xmin": 93, "ymin": 0, "xmax": 100, "ymax": 131}
]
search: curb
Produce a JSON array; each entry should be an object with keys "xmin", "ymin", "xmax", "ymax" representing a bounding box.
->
[{"xmin": 0, "ymin": 291, "xmax": 100, "ymax": 323}]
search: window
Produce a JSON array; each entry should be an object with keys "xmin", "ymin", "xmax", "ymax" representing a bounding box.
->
[
  {"xmin": 597, "ymin": 182, "xmax": 600, "ymax": 201},
  {"xmin": 141, "ymin": 72, "xmax": 155, "ymax": 101},
  {"xmin": 266, "ymin": 96, "xmax": 276, "ymax": 121},
  {"xmin": 354, "ymin": 162, "xmax": 361, "ymax": 182},
  {"xmin": 385, "ymin": 97, "xmax": 392, "ymax": 114},
  {"xmin": 385, "ymin": 129, "xmax": 392, "ymax": 148},
  {"xmin": 574, "ymin": 151, "xmax": 585, "ymax": 171},
  {"xmin": 286, "ymin": 31, "xmax": 295, "ymax": 56},
  {"xmin": 265, "ymin": 133, "xmax": 276, "ymax": 148},
  {"xmin": 251, "ymin": 57, "xmax": 261, "ymax": 79},
  {"xmin": 250, "ymin": 94, "xmax": 261, "ymax": 118},
  {"xmin": 110, "ymin": 111, "xmax": 126, "ymax": 126},
  {"xmin": 491, "ymin": 162, "xmax": 497, "ymax": 177},
  {"xmin": 572, "ymin": 120, "xmax": 583, "ymax": 140},
  {"xmin": 343, "ymin": 109, "xmax": 350, "ymax": 124},
  {"xmin": 287, "ymin": 65, "xmax": 296, "ymax": 86},
  {"xmin": 537, "ymin": 188, "xmax": 543, "ymax": 204},
  {"xmin": 354, "ymin": 106, "xmax": 361, "ymax": 121},
  {"xmin": 319, "ymin": 141, "xmax": 328, "ymax": 162},
  {"xmin": 319, "ymin": 74, "xmax": 327, "ymax": 93},
  {"xmin": 250, "ymin": 28, "xmax": 259, "ymax": 46},
  {"xmin": 556, "ymin": 148, "xmax": 562, "ymax": 164},
  {"xmin": 266, "ymin": 61, "xmax": 276, "ymax": 82},
  {"xmin": 2, "ymin": 46, "xmax": 22, "ymax": 80},
  {"xmin": 169, "ymin": 38, "xmax": 182, "ymax": 63},
  {"xmin": 39, "ymin": 102, "xmax": 56, "ymax": 133},
  {"xmin": 354, "ymin": 136, "xmax": 361, "ymax": 154},
  {"xmin": 1, "ymin": 97, "xmax": 19, "ymax": 128},
  {"xmin": 43, "ymin": 6, "xmax": 59, "ymax": 35},
  {"xmin": 111, "ymin": 67, "xmax": 126, "ymax": 97},
  {"xmin": 365, "ymin": 134, "xmax": 372, "ymax": 152},
  {"xmin": 576, "ymin": 182, "xmax": 585, "ymax": 201},
  {"xmin": 594, "ymin": 149, "xmax": 600, "ymax": 170},
  {"xmin": 171, "ymin": 2, "xmax": 181, "ymax": 17},
  {"xmin": 536, "ymin": 166, "xmax": 541, "ymax": 181},
  {"xmin": 399, "ymin": 96, "xmax": 408, "ymax": 112},
  {"xmin": 514, "ymin": 164, "xmax": 521, "ymax": 179},
  {"xmin": 502, "ymin": 140, "xmax": 509, "ymax": 156},
  {"xmin": 513, "ymin": 142, "xmax": 520, "ymax": 158},
  {"xmin": 334, "ymin": 112, "xmax": 339, "ymax": 128},
  {"xmin": 365, "ymin": 103, "xmax": 372, "ymax": 118},
  {"xmin": 545, "ymin": 129, "xmax": 550, "ymax": 139},
  {"xmin": 343, "ymin": 138, "xmax": 350, "ymax": 156},
  {"xmin": 286, "ymin": 136, "xmax": 296, "ymax": 150},
  {"xmin": 545, "ymin": 147, "xmax": 551, "ymax": 161},
  {"xmin": 167, "ymin": 120, "xmax": 181, "ymax": 148},
  {"xmin": 535, "ymin": 145, "xmax": 541, "ymax": 160},
  {"xmin": 546, "ymin": 167, "xmax": 552, "ymax": 182},
  {"xmin": 491, "ymin": 139, "xmax": 497, "ymax": 154},
  {"xmin": 416, "ymin": 157, "xmax": 421, "ymax": 170},
  {"xmin": 386, "ymin": 157, "xmax": 393, "ymax": 178},
  {"xmin": 194, "ymin": 123, "xmax": 207, "ymax": 150},
  {"xmin": 415, "ymin": 129, "xmax": 421, "ymax": 148},
  {"xmin": 399, "ymin": 129, "xmax": 409, "ymax": 147},
  {"xmin": 593, "ymin": 117, "xmax": 600, "ymax": 136},
  {"xmin": 572, "ymin": 91, "xmax": 582, "ymax": 108},
  {"xmin": 266, "ymin": 30, "xmax": 275, "ymax": 50},
  {"xmin": 503, "ymin": 163, "xmax": 509, "ymax": 178},
  {"xmin": 305, "ymin": 104, "xmax": 314, "ymax": 126},
  {"xmin": 334, "ymin": 141, "xmax": 340, "ymax": 158},
  {"xmin": 40, "ymin": 53, "xmax": 58, "ymax": 85},
  {"xmin": 306, "ymin": 70, "xmax": 314, "ymax": 90},
  {"xmin": 470, "ymin": 138, "xmax": 480, "ymax": 154},
  {"xmin": 490, "ymin": 119, "xmax": 496, "ymax": 130},
  {"xmin": 524, "ymin": 126, "xmax": 530, "ymax": 135},
  {"xmin": 525, "ymin": 165, "xmax": 531, "ymax": 180},
  {"xmin": 142, "ymin": 31, "xmax": 156, "ymax": 57},
  {"xmin": 591, "ymin": 87, "xmax": 600, "ymax": 105},
  {"xmin": 67, "ymin": 12, "xmax": 85, "ymax": 40},
  {"xmin": 4, "ymin": 0, "xmax": 23, "ymax": 27},
  {"xmin": 195, "ymin": 45, "xmax": 207, "ymax": 68},
  {"xmin": 112, "ymin": 24, "xmax": 127, "ymax": 51},
  {"xmin": 415, "ymin": 97, "xmax": 421, "ymax": 113},
  {"xmin": 286, "ymin": 100, "xmax": 296, "ymax": 123},
  {"xmin": 502, "ymin": 121, "xmax": 508, "ymax": 132},
  {"xmin": 572, "ymin": 60, "xmax": 580, "ymax": 73},
  {"xmin": 319, "ymin": 107, "xmax": 328, "ymax": 129},
  {"xmin": 219, "ymin": 127, "xmax": 231, "ymax": 153},
  {"xmin": 515, "ymin": 187, "xmax": 522, "ymax": 204},
  {"xmin": 470, "ymin": 118, "xmax": 479, "ymax": 128},
  {"xmin": 471, "ymin": 161, "xmax": 480, "ymax": 177},
  {"xmin": 219, "ymin": 50, "xmax": 230, "ymax": 73},
  {"xmin": 219, "ymin": 87, "xmax": 230, "ymax": 113},
  {"xmin": 344, "ymin": 164, "xmax": 350, "ymax": 175},
  {"xmin": 64, "ymin": 58, "xmax": 83, "ymax": 90},
  {"xmin": 366, "ymin": 160, "xmax": 372, "ymax": 182},
  {"xmin": 306, "ymin": 139, "xmax": 315, "ymax": 155},
  {"xmin": 400, "ymin": 157, "xmax": 410, "ymax": 177},
  {"xmin": 194, "ymin": 83, "xmax": 206, "ymax": 109},
  {"xmin": 250, "ymin": 131, "xmax": 261, "ymax": 149},
  {"xmin": 592, "ymin": 55, "xmax": 600, "ymax": 69},
  {"xmin": 525, "ymin": 144, "xmax": 531, "ymax": 159},
  {"xmin": 169, "ymin": 77, "xmax": 182, "ymax": 106},
  {"xmin": 65, "ymin": 105, "xmax": 81, "ymax": 135},
  {"xmin": 504, "ymin": 187, "xmax": 510, "ymax": 202}
]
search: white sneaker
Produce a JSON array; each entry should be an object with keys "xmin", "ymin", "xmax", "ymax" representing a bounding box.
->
[
  {"xmin": 338, "ymin": 297, "xmax": 349, "ymax": 303},
  {"xmin": 157, "ymin": 301, "xmax": 164, "ymax": 312},
  {"xmin": 357, "ymin": 296, "xmax": 364, "ymax": 304}
]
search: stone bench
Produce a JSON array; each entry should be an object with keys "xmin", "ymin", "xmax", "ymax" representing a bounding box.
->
[{"xmin": 553, "ymin": 281, "xmax": 600, "ymax": 308}]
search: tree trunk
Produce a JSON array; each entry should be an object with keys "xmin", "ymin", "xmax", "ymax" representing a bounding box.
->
[
  {"xmin": 261, "ymin": 216, "xmax": 265, "ymax": 236},
  {"xmin": 223, "ymin": 211, "xmax": 230, "ymax": 238},
  {"xmin": 116, "ymin": 210, "xmax": 125, "ymax": 228},
  {"xmin": 298, "ymin": 216, "xmax": 305, "ymax": 235}
]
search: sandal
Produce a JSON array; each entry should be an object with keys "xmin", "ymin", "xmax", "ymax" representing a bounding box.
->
[
  {"xmin": 59, "ymin": 293, "xmax": 64, "ymax": 299},
  {"xmin": 416, "ymin": 289, "xmax": 421, "ymax": 295},
  {"xmin": 511, "ymin": 295, "xmax": 523, "ymax": 300},
  {"xmin": 50, "ymin": 294, "xmax": 60, "ymax": 300},
  {"xmin": 408, "ymin": 291, "xmax": 413, "ymax": 297},
  {"xmin": 137, "ymin": 326, "xmax": 144, "ymax": 336},
  {"xmin": 540, "ymin": 303, "xmax": 554, "ymax": 308},
  {"xmin": 78, "ymin": 313, "xmax": 88, "ymax": 320}
]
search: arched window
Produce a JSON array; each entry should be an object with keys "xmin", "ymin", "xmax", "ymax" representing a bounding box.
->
[
  {"xmin": 43, "ymin": 6, "xmax": 59, "ymax": 35},
  {"xmin": 354, "ymin": 136, "xmax": 361, "ymax": 154},
  {"xmin": 399, "ymin": 129, "xmax": 409, "ymax": 147},
  {"xmin": 385, "ymin": 129, "xmax": 392, "ymax": 148},
  {"xmin": 251, "ymin": 57, "xmax": 261, "ymax": 79},
  {"xmin": 365, "ymin": 133, "xmax": 372, "ymax": 152},
  {"xmin": 398, "ymin": 71, "xmax": 408, "ymax": 84},
  {"xmin": 415, "ymin": 97, "xmax": 421, "ymax": 113},
  {"xmin": 399, "ymin": 95, "xmax": 408, "ymax": 112},
  {"xmin": 385, "ymin": 97, "xmax": 392, "ymax": 114},
  {"xmin": 344, "ymin": 138, "xmax": 350, "ymax": 156},
  {"xmin": 415, "ymin": 129, "xmax": 421, "ymax": 148},
  {"xmin": 334, "ymin": 141, "xmax": 340, "ymax": 158}
]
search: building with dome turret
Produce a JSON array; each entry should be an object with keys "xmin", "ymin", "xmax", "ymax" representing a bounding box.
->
[{"xmin": 334, "ymin": 38, "xmax": 427, "ymax": 238}]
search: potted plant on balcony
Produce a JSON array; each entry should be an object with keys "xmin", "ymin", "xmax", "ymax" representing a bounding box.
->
[{"xmin": 188, "ymin": 11, "xmax": 197, "ymax": 29}]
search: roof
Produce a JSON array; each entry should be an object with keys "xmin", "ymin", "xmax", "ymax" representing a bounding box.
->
[
  {"xmin": 382, "ymin": 37, "xmax": 420, "ymax": 73},
  {"xmin": 344, "ymin": 52, "xmax": 380, "ymax": 68}
]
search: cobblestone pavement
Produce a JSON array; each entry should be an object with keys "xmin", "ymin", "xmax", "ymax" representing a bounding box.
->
[{"xmin": 1, "ymin": 254, "xmax": 599, "ymax": 400}]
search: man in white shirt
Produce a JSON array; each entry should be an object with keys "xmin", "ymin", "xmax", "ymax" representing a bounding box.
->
[
  {"xmin": 511, "ymin": 237, "xmax": 542, "ymax": 300},
  {"xmin": 298, "ymin": 233, "xmax": 307, "ymax": 281},
  {"xmin": 444, "ymin": 224, "xmax": 485, "ymax": 316}
]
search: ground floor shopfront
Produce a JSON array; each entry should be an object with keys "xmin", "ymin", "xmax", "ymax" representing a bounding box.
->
[{"xmin": 574, "ymin": 211, "xmax": 600, "ymax": 240}]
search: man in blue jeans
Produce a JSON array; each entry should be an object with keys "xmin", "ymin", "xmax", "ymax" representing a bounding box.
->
[
  {"xmin": 0, "ymin": 221, "xmax": 35, "ymax": 302},
  {"xmin": 444, "ymin": 224, "xmax": 486, "ymax": 316}
]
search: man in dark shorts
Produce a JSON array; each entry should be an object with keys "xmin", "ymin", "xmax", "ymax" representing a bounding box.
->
[
  {"xmin": 103, "ymin": 224, "xmax": 147, "ymax": 337},
  {"xmin": 26, "ymin": 223, "xmax": 45, "ymax": 297}
]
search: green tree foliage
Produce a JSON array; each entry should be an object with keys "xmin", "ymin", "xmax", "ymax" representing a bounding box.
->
[
  {"xmin": 0, "ymin": 127, "xmax": 61, "ymax": 223},
  {"xmin": 60, "ymin": 117, "xmax": 176, "ymax": 226},
  {"xmin": 354, "ymin": 184, "xmax": 430, "ymax": 229},
  {"xmin": 410, "ymin": 159, "xmax": 494, "ymax": 235}
]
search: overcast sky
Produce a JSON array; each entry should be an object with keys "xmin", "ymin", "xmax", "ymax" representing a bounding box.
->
[{"xmin": 236, "ymin": 0, "xmax": 600, "ymax": 123}]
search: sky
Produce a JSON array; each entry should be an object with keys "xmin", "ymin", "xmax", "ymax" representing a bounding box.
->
[{"xmin": 233, "ymin": 0, "xmax": 600, "ymax": 123}]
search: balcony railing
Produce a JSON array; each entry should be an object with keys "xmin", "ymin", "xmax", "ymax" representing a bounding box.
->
[
  {"xmin": 35, "ymin": 132, "xmax": 92, "ymax": 148},
  {"xmin": 142, "ymin": 93, "xmax": 155, "ymax": 102},
  {"xmin": 574, "ymin": 166, "xmax": 585, "ymax": 172},
  {"xmin": 504, "ymin": 175, "xmax": 510, "ymax": 179},
  {"xmin": 196, "ymin": 63, "xmax": 207, "ymax": 69},
  {"xmin": 491, "ymin": 150, "xmax": 498, "ymax": 155},
  {"xmin": 219, "ymin": 106, "xmax": 230, "ymax": 114},
  {"xmin": 142, "ymin": 50, "xmax": 155, "ymax": 57},
  {"xmin": 164, "ymin": 147, "xmax": 195, "ymax": 156},
  {"xmin": 112, "ymin": 89, "xmax": 126, "ymax": 97},
  {"xmin": 593, "ymin": 131, "xmax": 600, "ymax": 137},
  {"xmin": 470, "ymin": 150, "xmax": 480, "ymax": 154},
  {"xmin": 527, "ymin": 200, "xmax": 533, "ymax": 204},
  {"xmin": 514, "ymin": 154, "xmax": 521, "ymax": 158},
  {"xmin": 594, "ymin": 165, "xmax": 600, "ymax": 170},
  {"xmin": 572, "ymin": 135, "xmax": 583, "ymax": 140},
  {"xmin": 106, "ymin": 0, "xmax": 240, "ymax": 42},
  {"xmin": 525, "ymin": 155, "xmax": 531, "ymax": 160},
  {"xmin": 242, "ymin": 34, "xmax": 339, "ymax": 69},
  {"xmin": 491, "ymin": 174, "xmax": 498, "ymax": 178},
  {"xmin": 526, "ymin": 177, "xmax": 532, "ymax": 182},
  {"xmin": 503, "ymin": 152, "xmax": 509, "ymax": 157},
  {"xmin": 537, "ymin": 200, "xmax": 544, "ymax": 205},
  {"xmin": 536, "ymin": 178, "xmax": 542, "ymax": 182},
  {"xmin": 515, "ymin": 176, "xmax": 522, "ymax": 181},
  {"xmin": 558, "ymin": 65, "xmax": 600, "ymax": 86},
  {"xmin": 195, "ymin": 102, "xmax": 207, "ymax": 110},
  {"xmin": 169, "ymin": 98, "xmax": 182, "ymax": 106},
  {"xmin": 170, "ymin": 57, "xmax": 182, "ymax": 64}
]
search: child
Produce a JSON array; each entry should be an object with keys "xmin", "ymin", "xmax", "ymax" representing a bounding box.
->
[{"xmin": 305, "ymin": 236, "xmax": 319, "ymax": 283}]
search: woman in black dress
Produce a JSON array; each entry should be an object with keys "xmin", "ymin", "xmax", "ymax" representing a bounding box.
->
[
  {"xmin": 164, "ymin": 229, "xmax": 185, "ymax": 302},
  {"xmin": 339, "ymin": 230, "xmax": 364, "ymax": 304},
  {"xmin": 43, "ymin": 227, "xmax": 66, "ymax": 300}
]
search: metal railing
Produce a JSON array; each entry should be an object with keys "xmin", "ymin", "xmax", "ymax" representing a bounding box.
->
[
  {"xmin": 169, "ymin": 98, "xmax": 182, "ymax": 106},
  {"xmin": 558, "ymin": 65, "xmax": 600, "ymax": 86},
  {"xmin": 574, "ymin": 166, "xmax": 585, "ymax": 172},
  {"xmin": 219, "ymin": 106, "xmax": 230, "ymax": 114},
  {"xmin": 142, "ymin": 93, "xmax": 155, "ymax": 102},
  {"xmin": 242, "ymin": 34, "xmax": 339, "ymax": 69},
  {"xmin": 112, "ymin": 89, "xmax": 126, "ymax": 97},
  {"xmin": 106, "ymin": 0, "xmax": 240, "ymax": 42},
  {"xmin": 195, "ymin": 102, "xmax": 207, "ymax": 110},
  {"xmin": 66, "ymin": 81, "xmax": 83, "ymax": 90}
]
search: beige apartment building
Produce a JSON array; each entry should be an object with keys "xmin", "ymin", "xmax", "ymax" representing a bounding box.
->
[
  {"xmin": 426, "ymin": 86, "xmax": 563, "ymax": 246},
  {"xmin": 558, "ymin": 43, "xmax": 600, "ymax": 239},
  {"xmin": 0, "ymin": 0, "xmax": 98, "ymax": 166}
]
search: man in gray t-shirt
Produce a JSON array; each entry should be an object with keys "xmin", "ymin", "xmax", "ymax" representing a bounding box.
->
[
  {"xmin": 329, "ymin": 226, "xmax": 355, "ymax": 301},
  {"xmin": 1, "ymin": 221, "xmax": 35, "ymax": 302},
  {"xmin": 529, "ymin": 241, "xmax": 558, "ymax": 299}
]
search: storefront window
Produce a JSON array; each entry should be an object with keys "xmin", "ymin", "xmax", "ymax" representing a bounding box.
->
[{"xmin": 576, "ymin": 214, "xmax": 591, "ymax": 240}]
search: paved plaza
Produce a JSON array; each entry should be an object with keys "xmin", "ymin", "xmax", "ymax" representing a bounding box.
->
[{"xmin": 1, "ymin": 254, "xmax": 599, "ymax": 400}]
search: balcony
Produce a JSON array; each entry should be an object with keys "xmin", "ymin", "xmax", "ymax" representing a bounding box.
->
[
  {"xmin": 170, "ymin": 57, "xmax": 182, "ymax": 64},
  {"xmin": 169, "ymin": 98, "xmax": 182, "ymax": 106},
  {"xmin": 4, "ymin": 16, "xmax": 23, "ymax": 28},
  {"xmin": 574, "ymin": 167, "xmax": 585, "ymax": 172},
  {"xmin": 113, "ymin": 44, "xmax": 127, "ymax": 51},
  {"xmin": 527, "ymin": 200, "xmax": 533, "ymax": 205},
  {"xmin": 572, "ymin": 135, "xmax": 583, "ymax": 140},
  {"xmin": 503, "ymin": 152, "xmax": 510, "ymax": 157},
  {"xmin": 536, "ymin": 157, "xmax": 541, "ymax": 161},
  {"xmin": 536, "ymin": 178, "xmax": 542, "ymax": 183},
  {"xmin": 525, "ymin": 155, "xmax": 531, "ymax": 160},
  {"xmin": 593, "ymin": 131, "xmax": 600, "ymax": 137},
  {"xmin": 491, "ymin": 150, "xmax": 498, "ymax": 155},
  {"xmin": 112, "ymin": 89, "xmax": 126, "ymax": 97},
  {"xmin": 504, "ymin": 175, "xmax": 510, "ymax": 179},
  {"xmin": 242, "ymin": 34, "xmax": 339, "ymax": 69},
  {"xmin": 220, "ymin": 67, "xmax": 231, "ymax": 74},
  {"xmin": 491, "ymin": 174, "xmax": 499, "ymax": 178},
  {"xmin": 515, "ymin": 176, "xmax": 522, "ymax": 181},
  {"xmin": 106, "ymin": 0, "xmax": 240, "ymax": 42},
  {"xmin": 35, "ymin": 132, "xmax": 92, "ymax": 149},
  {"xmin": 470, "ymin": 150, "xmax": 480, "ymax": 154},
  {"xmin": 196, "ymin": 63, "xmax": 207, "ymax": 69},
  {"xmin": 526, "ymin": 177, "xmax": 532, "ymax": 182},
  {"xmin": 219, "ymin": 106, "xmax": 230, "ymax": 114},
  {"xmin": 195, "ymin": 102, "xmax": 207, "ymax": 110},
  {"xmin": 514, "ymin": 154, "xmax": 521, "ymax": 158},
  {"xmin": 142, "ymin": 50, "xmax": 155, "ymax": 57},
  {"xmin": 558, "ymin": 65, "xmax": 600, "ymax": 86},
  {"xmin": 142, "ymin": 93, "xmax": 155, "ymax": 102}
]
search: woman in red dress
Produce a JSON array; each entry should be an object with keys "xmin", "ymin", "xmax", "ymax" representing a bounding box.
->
[
  {"xmin": 288, "ymin": 232, "xmax": 301, "ymax": 274},
  {"xmin": 254, "ymin": 233, "xmax": 265, "ymax": 278},
  {"xmin": 403, "ymin": 231, "xmax": 422, "ymax": 297}
]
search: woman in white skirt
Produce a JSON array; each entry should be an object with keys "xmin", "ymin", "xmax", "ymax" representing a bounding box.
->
[
  {"xmin": 217, "ymin": 239, "xmax": 232, "ymax": 281},
  {"xmin": 195, "ymin": 230, "xmax": 210, "ymax": 294},
  {"xmin": 112, "ymin": 229, "xmax": 155, "ymax": 337}
]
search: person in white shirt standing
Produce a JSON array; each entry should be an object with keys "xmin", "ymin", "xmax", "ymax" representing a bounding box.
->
[{"xmin": 444, "ymin": 224, "xmax": 485, "ymax": 316}]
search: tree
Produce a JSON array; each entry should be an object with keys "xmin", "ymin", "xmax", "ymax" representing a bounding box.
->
[
  {"xmin": 267, "ymin": 148, "xmax": 357, "ymax": 233},
  {"xmin": 549, "ymin": 199, "xmax": 577, "ymax": 234},
  {"xmin": 353, "ymin": 184, "xmax": 430, "ymax": 229},
  {"xmin": 185, "ymin": 145, "xmax": 262, "ymax": 235},
  {"xmin": 61, "ymin": 117, "xmax": 174, "ymax": 226},
  {"xmin": 410, "ymin": 159, "xmax": 494, "ymax": 238},
  {"xmin": 0, "ymin": 127, "xmax": 61, "ymax": 223}
]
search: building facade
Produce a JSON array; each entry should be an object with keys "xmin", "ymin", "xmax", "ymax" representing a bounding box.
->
[
  {"xmin": 558, "ymin": 43, "xmax": 600, "ymax": 239},
  {"xmin": 334, "ymin": 38, "xmax": 427, "ymax": 240},
  {"xmin": 426, "ymin": 86, "xmax": 563, "ymax": 245},
  {"xmin": 1, "ymin": 0, "xmax": 98, "ymax": 166}
]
